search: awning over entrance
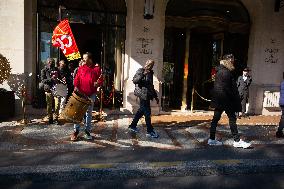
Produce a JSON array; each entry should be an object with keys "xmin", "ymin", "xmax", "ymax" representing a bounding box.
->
[
  {"xmin": 38, "ymin": 0, "xmax": 126, "ymax": 14},
  {"xmin": 166, "ymin": 0, "xmax": 250, "ymax": 23}
]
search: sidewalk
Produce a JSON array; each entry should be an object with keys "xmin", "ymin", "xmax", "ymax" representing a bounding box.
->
[
  {"xmin": 0, "ymin": 114, "xmax": 282, "ymax": 151},
  {"xmin": 0, "ymin": 113, "xmax": 283, "ymax": 182}
]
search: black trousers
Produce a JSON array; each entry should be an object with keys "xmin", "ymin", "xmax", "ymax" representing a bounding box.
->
[
  {"xmin": 210, "ymin": 108, "xmax": 240, "ymax": 142},
  {"xmin": 241, "ymin": 93, "xmax": 248, "ymax": 114},
  {"xmin": 130, "ymin": 99, "xmax": 154, "ymax": 133},
  {"xmin": 278, "ymin": 106, "xmax": 284, "ymax": 133}
]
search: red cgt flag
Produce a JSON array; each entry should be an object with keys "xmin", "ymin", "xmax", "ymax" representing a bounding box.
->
[{"xmin": 52, "ymin": 19, "xmax": 81, "ymax": 61}]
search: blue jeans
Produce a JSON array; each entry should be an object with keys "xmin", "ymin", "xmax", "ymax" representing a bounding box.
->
[
  {"xmin": 74, "ymin": 94, "xmax": 97, "ymax": 133},
  {"xmin": 278, "ymin": 106, "xmax": 284, "ymax": 132},
  {"xmin": 130, "ymin": 99, "xmax": 154, "ymax": 133}
]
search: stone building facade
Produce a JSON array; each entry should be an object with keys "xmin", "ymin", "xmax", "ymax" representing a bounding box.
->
[{"xmin": 0, "ymin": 0, "xmax": 283, "ymax": 115}]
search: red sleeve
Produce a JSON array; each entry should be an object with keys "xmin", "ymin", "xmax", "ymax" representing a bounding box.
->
[{"xmin": 74, "ymin": 67, "xmax": 81, "ymax": 88}]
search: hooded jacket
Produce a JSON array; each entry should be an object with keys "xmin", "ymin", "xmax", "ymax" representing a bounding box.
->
[{"xmin": 210, "ymin": 61, "xmax": 241, "ymax": 112}]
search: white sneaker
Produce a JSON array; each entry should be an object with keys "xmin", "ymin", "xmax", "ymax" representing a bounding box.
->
[
  {"xmin": 208, "ymin": 139, "xmax": 223, "ymax": 146},
  {"xmin": 233, "ymin": 139, "xmax": 251, "ymax": 149}
]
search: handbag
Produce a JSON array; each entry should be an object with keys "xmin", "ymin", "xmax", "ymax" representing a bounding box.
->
[{"xmin": 134, "ymin": 85, "xmax": 147, "ymax": 100}]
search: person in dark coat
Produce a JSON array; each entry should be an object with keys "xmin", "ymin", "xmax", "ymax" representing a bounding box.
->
[
  {"xmin": 276, "ymin": 73, "xmax": 284, "ymax": 138},
  {"xmin": 57, "ymin": 60, "xmax": 72, "ymax": 114},
  {"xmin": 237, "ymin": 67, "xmax": 252, "ymax": 117},
  {"xmin": 40, "ymin": 58, "xmax": 60, "ymax": 124},
  {"xmin": 208, "ymin": 54, "xmax": 251, "ymax": 148},
  {"xmin": 128, "ymin": 59, "xmax": 159, "ymax": 138},
  {"xmin": 67, "ymin": 62, "xmax": 75, "ymax": 98}
]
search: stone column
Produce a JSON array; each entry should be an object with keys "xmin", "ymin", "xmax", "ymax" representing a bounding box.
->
[
  {"xmin": 122, "ymin": 0, "xmax": 167, "ymax": 114},
  {"xmin": 114, "ymin": 15, "xmax": 123, "ymax": 91},
  {"xmin": 25, "ymin": 0, "xmax": 37, "ymax": 105},
  {"xmin": 241, "ymin": 0, "xmax": 284, "ymax": 115}
]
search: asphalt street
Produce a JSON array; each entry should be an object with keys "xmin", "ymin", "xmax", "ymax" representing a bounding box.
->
[
  {"xmin": 0, "ymin": 114, "xmax": 283, "ymax": 188},
  {"xmin": 2, "ymin": 174, "xmax": 284, "ymax": 189}
]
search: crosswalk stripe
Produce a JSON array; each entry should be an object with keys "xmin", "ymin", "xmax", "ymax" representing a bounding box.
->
[
  {"xmin": 115, "ymin": 116, "xmax": 136, "ymax": 148},
  {"xmin": 110, "ymin": 115, "xmax": 119, "ymax": 142},
  {"xmin": 164, "ymin": 128, "xmax": 183, "ymax": 148},
  {"xmin": 93, "ymin": 121, "xmax": 107, "ymax": 139},
  {"xmin": 127, "ymin": 118, "xmax": 140, "ymax": 147},
  {"xmin": 172, "ymin": 128, "xmax": 204, "ymax": 149},
  {"xmin": 85, "ymin": 115, "xmax": 284, "ymax": 150},
  {"xmin": 185, "ymin": 127, "xmax": 208, "ymax": 143},
  {"xmin": 149, "ymin": 127, "xmax": 181, "ymax": 149}
]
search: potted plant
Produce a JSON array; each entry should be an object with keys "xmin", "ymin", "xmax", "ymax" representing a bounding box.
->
[{"xmin": 0, "ymin": 53, "xmax": 14, "ymax": 120}]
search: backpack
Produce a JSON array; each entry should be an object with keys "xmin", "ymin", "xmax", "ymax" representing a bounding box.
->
[
  {"xmin": 133, "ymin": 68, "xmax": 147, "ymax": 100},
  {"xmin": 132, "ymin": 68, "xmax": 145, "ymax": 84}
]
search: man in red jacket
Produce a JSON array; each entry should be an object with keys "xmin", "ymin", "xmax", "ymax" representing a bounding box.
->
[{"xmin": 71, "ymin": 52, "xmax": 103, "ymax": 141}]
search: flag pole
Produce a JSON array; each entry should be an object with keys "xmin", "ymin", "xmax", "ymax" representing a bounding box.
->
[{"xmin": 58, "ymin": 5, "xmax": 64, "ymax": 62}]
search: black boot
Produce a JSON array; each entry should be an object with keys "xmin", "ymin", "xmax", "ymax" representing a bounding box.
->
[
  {"xmin": 276, "ymin": 131, "xmax": 284, "ymax": 138},
  {"xmin": 54, "ymin": 119, "xmax": 59, "ymax": 125},
  {"xmin": 48, "ymin": 118, "xmax": 53, "ymax": 124}
]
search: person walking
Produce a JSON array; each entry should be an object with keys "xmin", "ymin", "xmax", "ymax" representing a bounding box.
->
[
  {"xmin": 128, "ymin": 59, "xmax": 159, "ymax": 138},
  {"xmin": 237, "ymin": 67, "xmax": 252, "ymax": 117},
  {"xmin": 208, "ymin": 54, "xmax": 251, "ymax": 148},
  {"xmin": 276, "ymin": 73, "xmax": 284, "ymax": 138},
  {"xmin": 70, "ymin": 52, "xmax": 103, "ymax": 141},
  {"xmin": 40, "ymin": 58, "xmax": 60, "ymax": 124}
]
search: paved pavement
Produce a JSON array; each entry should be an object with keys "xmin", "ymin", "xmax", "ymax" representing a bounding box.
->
[
  {"xmin": 0, "ymin": 113, "xmax": 283, "ymax": 186},
  {"xmin": 0, "ymin": 114, "xmax": 282, "ymax": 151}
]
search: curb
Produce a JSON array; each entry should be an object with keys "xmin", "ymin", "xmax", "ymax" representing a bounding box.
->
[{"xmin": 0, "ymin": 159, "xmax": 284, "ymax": 182}]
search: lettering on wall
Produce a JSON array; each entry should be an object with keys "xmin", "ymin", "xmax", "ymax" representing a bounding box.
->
[
  {"xmin": 264, "ymin": 38, "xmax": 279, "ymax": 64},
  {"xmin": 136, "ymin": 26, "xmax": 154, "ymax": 55}
]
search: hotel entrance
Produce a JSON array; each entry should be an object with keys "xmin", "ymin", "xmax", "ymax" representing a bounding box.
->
[{"xmin": 162, "ymin": 0, "xmax": 250, "ymax": 111}]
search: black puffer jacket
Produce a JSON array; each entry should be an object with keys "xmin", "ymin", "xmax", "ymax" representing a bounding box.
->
[
  {"xmin": 58, "ymin": 68, "xmax": 72, "ymax": 86},
  {"xmin": 133, "ymin": 68, "xmax": 157, "ymax": 100},
  {"xmin": 211, "ymin": 65, "xmax": 241, "ymax": 112}
]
